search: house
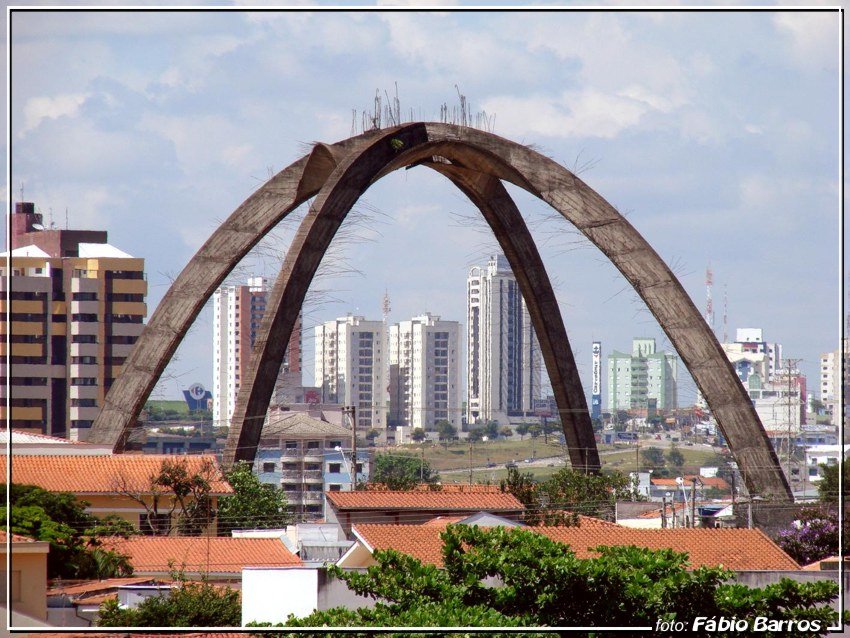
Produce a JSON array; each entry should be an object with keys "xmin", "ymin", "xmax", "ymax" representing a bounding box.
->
[
  {"xmin": 804, "ymin": 444, "xmax": 850, "ymax": 483},
  {"xmin": 1, "ymin": 531, "xmax": 50, "ymax": 624},
  {"xmin": 649, "ymin": 475, "xmax": 731, "ymax": 501},
  {"xmin": 255, "ymin": 411, "xmax": 371, "ymax": 521},
  {"xmin": 325, "ymin": 485, "xmax": 525, "ymax": 537},
  {"xmin": 0, "ymin": 429, "xmax": 112, "ymax": 455},
  {"xmin": 338, "ymin": 523, "xmax": 800, "ymax": 571},
  {"xmin": 46, "ymin": 576, "xmax": 167, "ymax": 626},
  {"xmin": 102, "ymin": 535, "xmax": 302, "ymax": 581},
  {"xmin": 0, "ymin": 454, "xmax": 233, "ymax": 533}
]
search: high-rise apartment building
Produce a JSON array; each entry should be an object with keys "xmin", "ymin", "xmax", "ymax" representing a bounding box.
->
[
  {"xmin": 607, "ymin": 338, "xmax": 678, "ymax": 415},
  {"xmin": 388, "ymin": 313, "xmax": 461, "ymax": 430},
  {"xmin": 314, "ymin": 315, "xmax": 386, "ymax": 432},
  {"xmin": 466, "ymin": 254, "xmax": 541, "ymax": 426},
  {"xmin": 2, "ymin": 202, "xmax": 147, "ymax": 439},
  {"xmin": 818, "ymin": 338, "xmax": 848, "ymax": 426},
  {"xmin": 212, "ymin": 277, "xmax": 302, "ymax": 429}
]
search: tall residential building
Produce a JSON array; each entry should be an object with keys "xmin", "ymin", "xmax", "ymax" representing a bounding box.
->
[
  {"xmin": 466, "ymin": 254, "xmax": 542, "ymax": 426},
  {"xmin": 314, "ymin": 315, "xmax": 386, "ymax": 432},
  {"xmin": 2, "ymin": 202, "xmax": 147, "ymax": 439},
  {"xmin": 212, "ymin": 277, "xmax": 302, "ymax": 429},
  {"xmin": 388, "ymin": 313, "xmax": 461, "ymax": 431},
  {"xmin": 818, "ymin": 339, "xmax": 848, "ymax": 426},
  {"xmin": 607, "ymin": 338, "xmax": 678, "ymax": 415}
]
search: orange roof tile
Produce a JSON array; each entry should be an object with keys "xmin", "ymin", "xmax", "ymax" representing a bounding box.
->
[
  {"xmin": 353, "ymin": 524, "xmax": 799, "ymax": 571},
  {"xmin": 0, "ymin": 530, "xmax": 41, "ymax": 543},
  {"xmin": 326, "ymin": 490, "xmax": 523, "ymax": 511},
  {"xmin": 364, "ymin": 483, "xmax": 503, "ymax": 493},
  {"xmin": 102, "ymin": 536, "xmax": 301, "ymax": 574},
  {"xmin": 0, "ymin": 454, "xmax": 233, "ymax": 494},
  {"xmin": 48, "ymin": 577, "xmax": 158, "ymax": 597}
]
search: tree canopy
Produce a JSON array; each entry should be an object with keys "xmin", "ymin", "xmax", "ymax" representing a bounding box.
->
[
  {"xmin": 273, "ymin": 525, "xmax": 838, "ymax": 634},
  {"xmin": 0, "ymin": 484, "xmax": 133, "ymax": 580},
  {"xmin": 372, "ymin": 453, "xmax": 438, "ymax": 490},
  {"xmin": 98, "ymin": 575, "xmax": 240, "ymax": 627},
  {"xmin": 217, "ymin": 461, "xmax": 293, "ymax": 536}
]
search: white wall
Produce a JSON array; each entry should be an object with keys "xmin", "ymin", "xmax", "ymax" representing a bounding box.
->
[{"xmin": 242, "ymin": 567, "xmax": 318, "ymax": 625}]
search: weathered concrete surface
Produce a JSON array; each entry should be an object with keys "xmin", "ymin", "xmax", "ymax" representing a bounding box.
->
[
  {"xmin": 225, "ymin": 150, "xmax": 601, "ymax": 472},
  {"xmin": 87, "ymin": 133, "xmax": 379, "ymax": 448},
  {"xmin": 91, "ymin": 122, "xmax": 790, "ymax": 500}
]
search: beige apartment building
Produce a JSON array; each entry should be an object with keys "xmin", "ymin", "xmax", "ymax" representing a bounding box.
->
[{"xmin": 2, "ymin": 202, "xmax": 147, "ymax": 439}]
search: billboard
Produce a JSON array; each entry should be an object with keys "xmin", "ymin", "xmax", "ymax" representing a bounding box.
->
[{"xmin": 591, "ymin": 341, "xmax": 602, "ymax": 419}]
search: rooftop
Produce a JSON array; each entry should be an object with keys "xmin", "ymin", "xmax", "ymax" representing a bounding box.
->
[
  {"xmin": 0, "ymin": 454, "xmax": 233, "ymax": 494},
  {"xmin": 262, "ymin": 411, "xmax": 352, "ymax": 438},
  {"xmin": 77, "ymin": 242, "xmax": 133, "ymax": 258},
  {"xmin": 326, "ymin": 489, "xmax": 523, "ymax": 512},
  {"xmin": 102, "ymin": 536, "xmax": 302, "ymax": 574},
  {"xmin": 352, "ymin": 524, "xmax": 799, "ymax": 571}
]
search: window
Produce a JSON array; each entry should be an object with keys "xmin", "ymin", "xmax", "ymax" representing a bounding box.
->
[
  {"xmin": 263, "ymin": 462, "xmax": 276, "ymax": 473},
  {"xmin": 329, "ymin": 484, "xmax": 342, "ymax": 492},
  {"xmin": 141, "ymin": 512, "xmax": 171, "ymax": 535},
  {"xmin": 328, "ymin": 463, "xmax": 342, "ymax": 473}
]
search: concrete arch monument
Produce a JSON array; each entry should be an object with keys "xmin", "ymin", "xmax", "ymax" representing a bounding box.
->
[{"xmin": 88, "ymin": 122, "xmax": 791, "ymax": 500}]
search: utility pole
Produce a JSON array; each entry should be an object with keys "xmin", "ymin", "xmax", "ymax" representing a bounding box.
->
[
  {"xmin": 343, "ymin": 406, "xmax": 358, "ymax": 489},
  {"xmin": 468, "ymin": 438, "xmax": 473, "ymax": 485},
  {"xmin": 784, "ymin": 358, "xmax": 803, "ymax": 491},
  {"xmin": 690, "ymin": 477, "xmax": 698, "ymax": 528},
  {"xmin": 661, "ymin": 495, "xmax": 668, "ymax": 528}
]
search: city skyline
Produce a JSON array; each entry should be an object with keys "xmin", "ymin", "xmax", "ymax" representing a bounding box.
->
[{"xmin": 8, "ymin": 9, "xmax": 840, "ymax": 408}]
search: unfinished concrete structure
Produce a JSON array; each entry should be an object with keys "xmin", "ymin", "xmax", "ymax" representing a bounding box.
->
[{"xmin": 87, "ymin": 122, "xmax": 791, "ymax": 500}]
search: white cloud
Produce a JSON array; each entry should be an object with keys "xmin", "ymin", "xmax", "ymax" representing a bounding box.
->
[
  {"xmin": 482, "ymin": 89, "xmax": 649, "ymax": 140},
  {"xmin": 773, "ymin": 12, "xmax": 838, "ymax": 70},
  {"xmin": 20, "ymin": 93, "xmax": 88, "ymax": 136}
]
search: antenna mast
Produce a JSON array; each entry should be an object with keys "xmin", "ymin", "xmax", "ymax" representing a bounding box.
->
[
  {"xmin": 382, "ymin": 289, "xmax": 391, "ymax": 324},
  {"xmin": 722, "ymin": 284, "xmax": 728, "ymax": 344}
]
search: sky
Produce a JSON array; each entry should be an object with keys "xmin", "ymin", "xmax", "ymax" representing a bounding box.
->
[{"xmin": 7, "ymin": 6, "xmax": 842, "ymax": 410}]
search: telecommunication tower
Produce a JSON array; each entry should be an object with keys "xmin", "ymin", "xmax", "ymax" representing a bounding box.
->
[{"xmin": 382, "ymin": 289, "xmax": 391, "ymax": 323}]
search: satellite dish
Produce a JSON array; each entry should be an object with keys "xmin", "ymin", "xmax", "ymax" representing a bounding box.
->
[{"xmin": 31, "ymin": 223, "xmax": 44, "ymax": 230}]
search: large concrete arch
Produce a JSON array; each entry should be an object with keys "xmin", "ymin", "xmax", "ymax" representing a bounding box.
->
[
  {"xmin": 224, "ymin": 156, "xmax": 600, "ymax": 472},
  {"xmin": 89, "ymin": 122, "xmax": 791, "ymax": 500}
]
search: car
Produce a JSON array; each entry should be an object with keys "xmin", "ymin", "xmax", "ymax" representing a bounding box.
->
[{"xmin": 524, "ymin": 458, "xmax": 531, "ymax": 463}]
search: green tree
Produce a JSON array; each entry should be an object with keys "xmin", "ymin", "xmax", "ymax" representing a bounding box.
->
[
  {"xmin": 410, "ymin": 428, "xmax": 427, "ymax": 443},
  {"xmin": 0, "ymin": 484, "xmax": 133, "ymax": 580},
  {"xmin": 98, "ymin": 574, "xmax": 240, "ymax": 627},
  {"xmin": 818, "ymin": 462, "xmax": 850, "ymax": 503},
  {"xmin": 499, "ymin": 467, "xmax": 577, "ymax": 526},
  {"xmin": 365, "ymin": 429, "xmax": 381, "ymax": 446},
  {"xmin": 527, "ymin": 423, "xmax": 543, "ymax": 439},
  {"xmin": 467, "ymin": 428, "xmax": 485, "ymax": 443},
  {"xmin": 640, "ymin": 446, "xmax": 666, "ymax": 468},
  {"xmin": 217, "ymin": 461, "xmax": 293, "ymax": 536},
  {"xmin": 435, "ymin": 420, "xmax": 457, "ymax": 449},
  {"xmin": 541, "ymin": 420, "xmax": 559, "ymax": 443},
  {"xmin": 372, "ymin": 454, "xmax": 438, "ymax": 490},
  {"xmin": 667, "ymin": 445, "xmax": 685, "ymax": 470},
  {"xmin": 499, "ymin": 426, "xmax": 513, "ymax": 439},
  {"xmin": 515, "ymin": 423, "xmax": 530, "ymax": 440},
  {"xmin": 275, "ymin": 525, "xmax": 838, "ymax": 633},
  {"xmin": 538, "ymin": 467, "xmax": 641, "ymax": 520},
  {"xmin": 484, "ymin": 421, "xmax": 500, "ymax": 440}
]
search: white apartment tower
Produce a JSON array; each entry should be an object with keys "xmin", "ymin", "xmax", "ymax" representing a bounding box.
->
[
  {"xmin": 213, "ymin": 277, "xmax": 302, "ymax": 428},
  {"xmin": 467, "ymin": 255, "xmax": 542, "ymax": 425},
  {"xmin": 389, "ymin": 313, "xmax": 461, "ymax": 430},
  {"xmin": 314, "ymin": 315, "xmax": 386, "ymax": 432}
]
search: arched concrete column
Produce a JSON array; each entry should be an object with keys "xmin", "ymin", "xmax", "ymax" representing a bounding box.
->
[
  {"xmin": 87, "ymin": 133, "xmax": 381, "ymax": 448},
  {"xmin": 90, "ymin": 121, "xmax": 789, "ymax": 500},
  {"xmin": 225, "ymin": 154, "xmax": 600, "ymax": 472}
]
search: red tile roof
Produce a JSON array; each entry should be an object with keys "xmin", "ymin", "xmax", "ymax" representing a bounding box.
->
[
  {"xmin": 326, "ymin": 489, "xmax": 523, "ymax": 511},
  {"xmin": 364, "ymin": 483, "xmax": 503, "ymax": 493},
  {"xmin": 0, "ymin": 454, "xmax": 233, "ymax": 494},
  {"xmin": 102, "ymin": 536, "xmax": 301, "ymax": 574},
  {"xmin": 0, "ymin": 530, "xmax": 41, "ymax": 543},
  {"xmin": 353, "ymin": 524, "xmax": 799, "ymax": 571},
  {"xmin": 47, "ymin": 577, "xmax": 158, "ymax": 597}
]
